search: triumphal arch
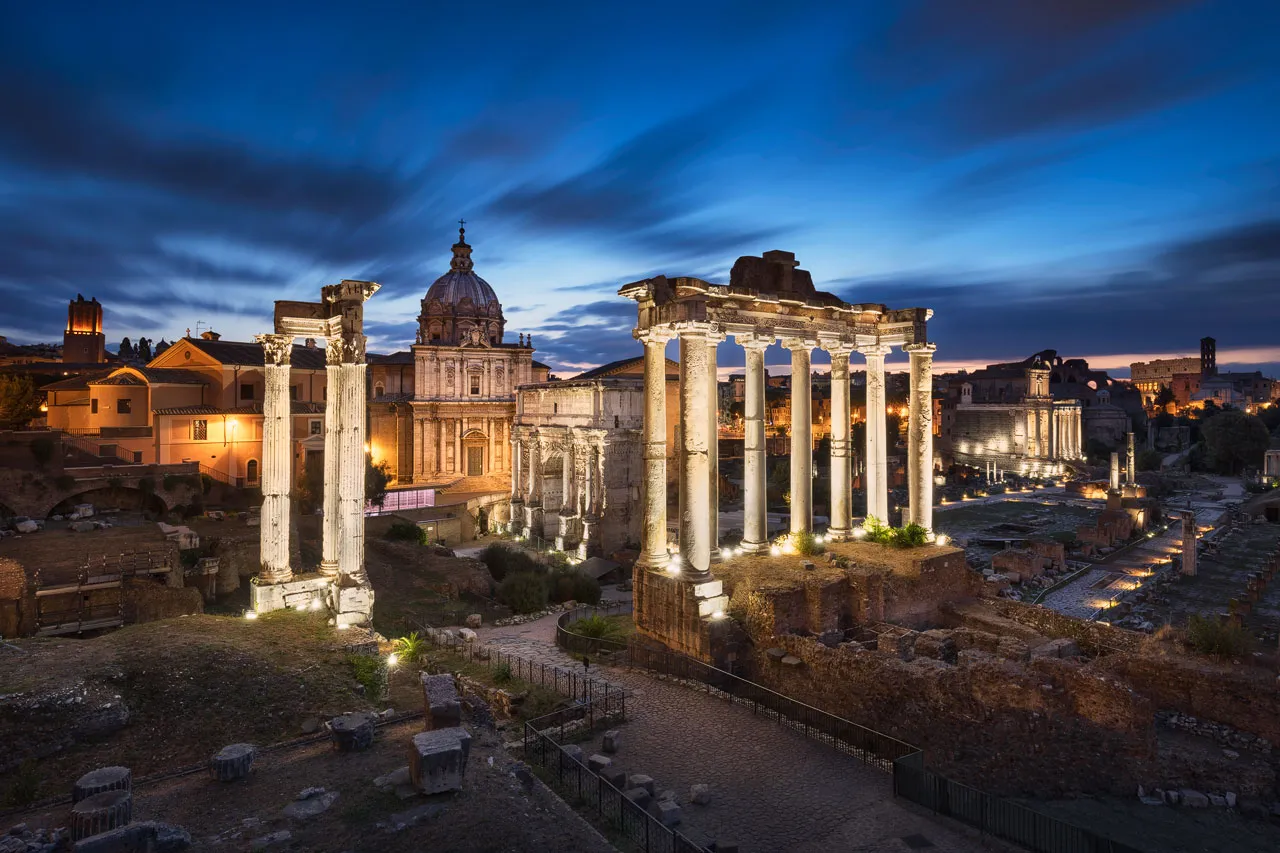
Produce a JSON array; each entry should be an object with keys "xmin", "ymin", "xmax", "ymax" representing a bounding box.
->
[{"xmin": 619, "ymin": 250, "xmax": 937, "ymax": 659}]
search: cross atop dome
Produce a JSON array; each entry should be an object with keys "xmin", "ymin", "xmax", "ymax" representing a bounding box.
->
[{"xmin": 450, "ymin": 218, "xmax": 474, "ymax": 272}]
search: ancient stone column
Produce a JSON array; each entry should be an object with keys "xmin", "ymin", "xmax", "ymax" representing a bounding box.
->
[
  {"xmin": 510, "ymin": 437, "xmax": 523, "ymax": 503},
  {"xmin": 861, "ymin": 344, "xmax": 891, "ymax": 524},
  {"xmin": 338, "ymin": 342, "xmax": 369, "ymax": 585},
  {"xmin": 1181, "ymin": 510, "xmax": 1197, "ymax": 576},
  {"xmin": 679, "ymin": 327, "xmax": 714, "ymax": 576},
  {"xmin": 557, "ymin": 439, "xmax": 575, "ymax": 550},
  {"xmin": 1126, "ymin": 432, "xmax": 1136, "ymax": 484},
  {"xmin": 636, "ymin": 329, "xmax": 674, "ymax": 569},
  {"xmin": 784, "ymin": 340, "xmax": 813, "ymax": 535},
  {"xmin": 906, "ymin": 343, "xmax": 936, "ymax": 531},
  {"xmin": 1109, "ymin": 452, "xmax": 1121, "ymax": 492},
  {"xmin": 827, "ymin": 345, "xmax": 854, "ymax": 540},
  {"xmin": 255, "ymin": 333, "xmax": 294, "ymax": 583},
  {"xmin": 319, "ymin": 338, "xmax": 342, "ymax": 577},
  {"xmin": 738, "ymin": 335, "xmax": 771, "ymax": 553},
  {"xmin": 526, "ymin": 436, "xmax": 543, "ymax": 540},
  {"xmin": 707, "ymin": 333, "xmax": 725, "ymax": 562}
]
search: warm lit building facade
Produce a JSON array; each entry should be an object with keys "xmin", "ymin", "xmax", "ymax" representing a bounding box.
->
[
  {"xmin": 368, "ymin": 228, "xmax": 546, "ymax": 489},
  {"xmin": 43, "ymin": 334, "xmax": 326, "ymax": 486},
  {"xmin": 1130, "ymin": 337, "xmax": 1216, "ymax": 406}
]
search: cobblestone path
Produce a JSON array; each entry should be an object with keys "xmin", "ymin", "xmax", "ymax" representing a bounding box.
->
[{"xmin": 476, "ymin": 616, "xmax": 1006, "ymax": 853}]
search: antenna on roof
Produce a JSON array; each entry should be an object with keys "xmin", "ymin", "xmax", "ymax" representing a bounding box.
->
[{"xmin": 194, "ymin": 321, "xmax": 207, "ymax": 339}]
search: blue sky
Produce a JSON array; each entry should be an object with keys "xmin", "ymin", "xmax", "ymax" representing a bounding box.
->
[{"xmin": 2, "ymin": 0, "xmax": 1278, "ymax": 378}]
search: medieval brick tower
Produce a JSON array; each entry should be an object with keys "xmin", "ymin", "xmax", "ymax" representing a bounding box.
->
[{"xmin": 63, "ymin": 294, "xmax": 105, "ymax": 364}]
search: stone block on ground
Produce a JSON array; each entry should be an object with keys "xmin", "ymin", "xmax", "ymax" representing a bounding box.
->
[
  {"xmin": 249, "ymin": 830, "xmax": 291, "ymax": 851},
  {"xmin": 587, "ymin": 754, "xmax": 612, "ymax": 774},
  {"xmin": 765, "ymin": 647, "xmax": 786, "ymax": 662},
  {"xmin": 465, "ymin": 613, "xmax": 482, "ymax": 629},
  {"xmin": 602, "ymin": 729, "xmax": 620, "ymax": 753},
  {"xmin": 780, "ymin": 655, "xmax": 802, "ymax": 668},
  {"xmin": 283, "ymin": 788, "xmax": 339, "ymax": 821},
  {"xmin": 601, "ymin": 767, "xmax": 628, "ymax": 789},
  {"xmin": 73, "ymin": 766, "xmax": 132, "ymax": 804},
  {"xmin": 626, "ymin": 774, "xmax": 655, "ymax": 795},
  {"xmin": 651, "ymin": 800, "xmax": 682, "ymax": 827},
  {"xmin": 73, "ymin": 821, "xmax": 191, "ymax": 852},
  {"xmin": 657, "ymin": 789, "xmax": 677, "ymax": 802},
  {"xmin": 622, "ymin": 788, "xmax": 651, "ymax": 808},
  {"xmin": 382, "ymin": 803, "xmax": 445, "ymax": 833},
  {"xmin": 690, "ymin": 784, "xmax": 711, "ymax": 805},
  {"xmin": 410, "ymin": 727, "xmax": 472, "ymax": 794},
  {"xmin": 330, "ymin": 712, "xmax": 376, "ymax": 751},
  {"xmin": 1180, "ymin": 789, "xmax": 1209, "ymax": 808},
  {"xmin": 457, "ymin": 627, "xmax": 478, "ymax": 642},
  {"xmin": 995, "ymin": 636, "xmax": 1030, "ymax": 662},
  {"xmin": 1031, "ymin": 637, "xmax": 1081, "ymax": 658},
  {"xmin": 71, "ymin": 790, "xmax": 133, "ymax": 841},
  {"xmin": 421, "ymin": 673, "xmax": 462, "ymax": 731},
  {"xmin": 209, "ymin": 743, "xmax": 257, "ymax": 781},
  {"xmin": 561, "ymin": 745, "xmax": 584, "ymax": 764}
]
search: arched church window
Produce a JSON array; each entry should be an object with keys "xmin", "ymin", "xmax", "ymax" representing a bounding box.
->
[{"xmin": 246, "ymin": 459, "xmax": 259, "ymax": 485}]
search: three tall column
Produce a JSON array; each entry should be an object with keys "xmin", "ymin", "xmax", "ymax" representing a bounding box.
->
[
  {"xmin": 257, "ymin": 334, "xmax": 294, "ymax": 583},
  {"xmin": 319, "ymin": 340, "xmax": 342, "ymax": 577},
  {"xmin": 637, "ymin": 329, "xmax": 674, "ymax": 569},
  {"xmin": 861, "ymin": 344, "xmax": 891, "ymax": 524},
  {"xmin": 678, "ymin": 328, "xmax": 714, "ymax": 577},
  {"xmin": 906, "ymin": 343, "xmax": 936, "ymax": 532}
]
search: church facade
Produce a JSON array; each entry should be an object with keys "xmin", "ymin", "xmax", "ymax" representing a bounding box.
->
[{"xmin": 368, "ymin": 228, "xmax": 547, "ymax": 489}]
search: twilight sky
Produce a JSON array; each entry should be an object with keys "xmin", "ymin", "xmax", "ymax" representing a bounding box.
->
[{"xmin": 2, "ymin": 0, "xmax": 1279, "ymax": 378}]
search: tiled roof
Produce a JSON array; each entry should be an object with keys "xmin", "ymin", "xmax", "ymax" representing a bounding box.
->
[
  {"xmin": 134, "ymin": 368, "xmax": 206, "ymax": 384},
  {"xmin": 184, "ymin": 338, "xmax": 327, "ymax": 369},
  {"xmin": 533, "ymin": 360, "xmax": 551, "ymax": 371},
  {"xmin": 573, "ymin": 355, "xmax": 679, "ymax": 381},
  {"xmin": 88, "ymin": 373, "xmax": 146, "ymax": 386},
  {"xmin": 41, "ymin": 372, "xmax": 109, "ymax": 391},
  {"xmin": 153, "ymin": 402, "xmax": 326, "ymax": 416},
  {"xmin": 370, "ymin": 351, "xmax": 414, "ymax": 365}
]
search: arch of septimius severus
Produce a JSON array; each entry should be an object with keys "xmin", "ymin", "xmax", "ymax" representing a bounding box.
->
[{"xmin": 620, "ymin": 250, "xmax": 937, "ymax": 658}]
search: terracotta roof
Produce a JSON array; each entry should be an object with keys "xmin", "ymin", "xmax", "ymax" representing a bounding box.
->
[
  {"xmin": 134, "ymin": 368, "xmax": 206, "ymax": 384},
  {"xmin": 183, "ymin": 338, "xmax": 327, "ymax": 369},
  {"xmin": 88, "ymin": 373, "xmax": 146, "ymax": 386},
  {"xmin": 370, "ymin": 351, "xmax": 414, "ymax": 365},
  {"xmin": 533, "ymin": 360, "xmax": 551, "ymax": 371},
  {"xmin": 41, "ymin": 372, "xmax": 109, "ymax": 391},
  {"xmin": 573, "ymin": 355, "xmax": 679, "ymax": 381}
]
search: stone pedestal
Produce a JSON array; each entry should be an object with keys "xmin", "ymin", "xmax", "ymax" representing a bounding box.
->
[
  {"xmin": 210, "ymin": 744, "xmax": 257, "ymax": 781},
  {"xmin": 410, "ymin": 728, "xmax": 472, "ymax": 794},
  {"xmin": 632, "ymin": 567, "xmax": 730, "ymax": 663},
  {"xmin": 71, "ymin": 790, "xmax": 133, "ymax": 841},
  {"xmin": 332, "ymin": 580, "xmax": 375, "ymax": 628},
  {"xmin": 73, "ymin": 766, "xmax": 131, "ymax": 804},
  {"xmin": 250, "ymin": 573, "xmax": 331, "ymax": 614},
  {"xmin": 421, "ymin": 673, "xmax": 462, "ymax": 731},
  {"xmin": 330, "ymin": 712, "xmax": 376, "ymax": 751}
]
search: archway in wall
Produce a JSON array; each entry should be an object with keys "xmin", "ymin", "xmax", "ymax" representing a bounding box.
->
[{"xmin": 46, "ymin": 487, "xmax": 168, "ymax": 520}]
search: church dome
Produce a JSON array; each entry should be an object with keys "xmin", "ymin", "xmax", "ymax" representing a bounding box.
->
[{"xmin": 417, "ymin": 224, "xmax": 506, "ymax": 346}]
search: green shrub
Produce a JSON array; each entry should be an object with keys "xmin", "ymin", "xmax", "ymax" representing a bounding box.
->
[
  {"xmin": 546, "ymin": 567, "xmax": 601, "ymax": 605},
  {"xmin": 493, "ymin": 662, "xmax": 513, "ymax": 684},
  {"xmin": 28, "ymin": 437, "xmax": 55, "ymax": 469},
  {"xmin": 395, "ymin": 631, "xmax": 426, "ymax": 664},
  {"xmin": 570, "ymin": 613, "xmax": 625, "ymax": 641},
  {"xmin": 349, "ymin": 654, "xmax": 388, "ymax": 701},
  {"xmin": 479, "ymin": 542, "xmax": 543, "ymax": 582},
  {"xmin": 498, "ymin": 571, "xmax": 549, "ymax": 614},
  {"xmin": 53, "ymin": 474, "xmax": 76, "ymax": 490},
  {"xmin": 386, "ymin": 520, "xmax": 426, "ymax": 544},
  {"xmin": 861, "ymin": 517, "xmax": 930, "ymax": 549},
  {"xmin": 793, "ymin": 531, "xmax": 825, "ymax": 556},
  {"xmin": 1187, "ymin": 615, "xmax": 1253, "ymax": 658}
]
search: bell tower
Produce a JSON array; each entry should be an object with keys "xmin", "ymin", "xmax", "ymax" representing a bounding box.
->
[{"xmin": 63, "ymin": 294, "xmax": 105, "ymax": 364}]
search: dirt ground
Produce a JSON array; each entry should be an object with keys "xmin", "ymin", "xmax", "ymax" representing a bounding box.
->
[{"xmin": 0, "ymin": 516, "xmax": 178, "ymax": 585}]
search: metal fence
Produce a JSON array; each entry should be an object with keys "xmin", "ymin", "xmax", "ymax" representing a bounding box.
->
[
  {"xmin": 556, "ymin": 603, "xmax": 632, "ymax": 658},
  {"xmin": 893, "ymin": 753, "xmax": 1144, "ymax": 853},
  {"xmin": 523, "ymin": 702, "xmax": 707, "ymax": 853}
]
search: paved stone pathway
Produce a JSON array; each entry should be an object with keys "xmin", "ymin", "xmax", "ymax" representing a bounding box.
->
[{"xmin": 475, "ymin": 614, "xmax": 1007, "ymax": 853}]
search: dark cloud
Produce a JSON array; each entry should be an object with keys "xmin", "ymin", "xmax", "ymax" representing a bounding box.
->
[
  {"xmin": 1157, "ymin": 218, "xmax": 1280, "ymax": 275},
  {"xmin": 526, "ymin": 300, "xmax": 641, "ymax": 369}
]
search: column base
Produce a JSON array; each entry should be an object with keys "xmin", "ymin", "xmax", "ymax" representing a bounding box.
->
[
  {"xmin": 331, "ymin": 581, "xmax": 375, "ymax": 628},
  {"xmin": 826, "ymin": 527, "xmax": 853, "ymax": 542},
  {"xmin": 256, "ymin": 568, "xmax": 293, "ymax": 585},
  {"xmin": 632, "ymin": 566, "xmax": 731, "ymax": 664},
  {"xmin": 250, "ymin": 573, "xmax": 329, "ymax": 614},
  {"xmin": 708, "ymin": 547, "xmax": 723, "ymax": 564},
  {"xmin": 738, "ymin": 540, "xmax": 770, "ymax": 555},
  {"xmin": 635, "ymin": 549, "xmax": 672, "ymax": 570},
  {"xmin": 318, "ymin": 560, "xmax": 339, "ymax": 578}
]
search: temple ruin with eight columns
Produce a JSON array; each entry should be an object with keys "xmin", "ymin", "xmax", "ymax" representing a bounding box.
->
[
  {"xmin": 619, "ymin": 250, "xmax": 951, "ymax": 661},
  {"xmin": 250, "ymin": 280, "xmax": 379, "ymax": 627}
]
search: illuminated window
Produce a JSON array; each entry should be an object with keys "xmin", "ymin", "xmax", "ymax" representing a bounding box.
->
[
  {"xmin": 245, "ymin": 459, "xmax": 259, "ymax": 485},
  {"xmin": 192, "ymin": 419, "xmax": 208, "ymax": 441},
  {"xmin": 470, "ymin": 374, "xmax": 481, "ymax": 395},
  {"xmin": 310, "ymin": 420, "xmax": 322, "ymax": 436}
]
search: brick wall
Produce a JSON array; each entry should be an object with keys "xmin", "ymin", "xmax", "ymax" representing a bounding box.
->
[{"xmin": 963, "ymin": 598, "xmax": 1145, "ymax": 655}]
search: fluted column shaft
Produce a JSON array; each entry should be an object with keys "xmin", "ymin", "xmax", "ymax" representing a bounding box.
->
[
  {"xmin": 637, "ymin": 330, "xmax": 674, "ymax": 568},
  {"xmin": 906, "ymin": 343, "xmax": 936, "ymax": 531},
  {"xmin": 707, "ymin": 334, "xmax": 725, "ymax": 561},
  {"xmin": 827, "ymin": 346, "xmax": 854, "ymax": 539},
  {"xmin": 1110, "ymin": 452, "xmax": 1121, "ymax": 491},
  {"xmin": 338, "ymin": 355, "xmax": 368, "ymax": 584},
  {"xmin": 320, "ymin": 342, "xmax": 342, "ymax": 577},
  {"xmin": 861, "ymin": 345, "xmax": 891, "ymax": 523},
  {"xmin": 785, "ymin": 341, "xmax": 812, "ymax": 535},
  {"xmin": 739, "ymin": 337, "xmax": 770, "ymax": 553},
  {"xmin": 679, "ymin": 329, "xmax": 713, "ymax": 576},
  {"xmin": 256, "ymin": 334, "xmax": 293, "ymax": 583},
  {"xmin": 511, "ymin": 438, "xmax": 523, "ymax": 501}
]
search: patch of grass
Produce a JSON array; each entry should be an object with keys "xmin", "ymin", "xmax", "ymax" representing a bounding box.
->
[
  {"xmin": 793, "ymin": 530, "xmax": 825, "ymax": 556},
  {"xmin": 862, "ymin": 517, "xmax": 930, "ymax": 548},
  {"xmin": 2, "ymin": 759, "xmax": 40, "ymax": 807},
  {"xmin": 394, "ymin": 631, "xmax": 426, "ymax": 664},
  {"xmin": 569, "ymin": 614, "xmax": 626, "ymax": 641},
  {"xmin": 493, "ymin": 662, "xmax": 513, "ymax": 684},
  {"xmin": 349, "ymin": 654, "xmax": 388, "ymax": 702},
  {"xmin": 1186, "ymin": 615, "xmax": 1253, "ymax": 658},
  {"xmin": 517, "ymin": 685, "xmax": 564, "ymax": 722}
]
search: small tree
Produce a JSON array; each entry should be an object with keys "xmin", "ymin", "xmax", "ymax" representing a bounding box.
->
[
  {"xmin": 365, "ymin": 459, "xmax": 390, "ymax": 509},
  {"xmin": 1201, "ymin": 410, "xmax": 1270, "ymax": 474},
  {"xmin": 118, "ymin": 337, "xmax": 134, "ymax": 359},
  {"xmin": 0, "ymin": 376, "xmax": 42, "ymax": 429},
  {"xmin": 1154, "ymin": 387, "xmax": 1176, "ymax": 412},
  {"xmin": 136, "ymin": 337, "xmax": 152, "ymax": 361}
]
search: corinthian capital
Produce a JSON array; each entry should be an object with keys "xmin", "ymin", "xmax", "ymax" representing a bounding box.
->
[
  {"xmin": 325, "ymin": 337, "xmax": 344, "ymax": 366},
  {"xmin": 904, "ymin": 342, "xmax": 937, "ymax": 357},
  {"xmin": 634, "ymin": 325, "xmax": 678, "ymax": 345},
  {"xmin": 256, "ymin": 334, "xmax": 294, "ymax": 366}
]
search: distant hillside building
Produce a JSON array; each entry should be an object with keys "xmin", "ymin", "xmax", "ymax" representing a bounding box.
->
[
  {"xmin": 1130, "ymin": 337, "xmax": 1216, "ymax": 406},
  {"xmin": 63, "ymin": 294, "xmax": 106, "ymax": 364}
]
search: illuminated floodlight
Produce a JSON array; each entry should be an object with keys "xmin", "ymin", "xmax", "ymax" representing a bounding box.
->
[
  {"xmin": 244, "ymin": 610, "xmax": 259, "ymax": 620},
  {"xmin": 310, "ymin": 598, "xmax": 323, "ymax": 611},
  {"xmin": 770, "ymin": 545, "xmax": 782, "ymax": 557},
  {"xmin": 387, "ymin": 652, "xmax": 399, "ymax": 668},
  {"xmin": 337, "ymin": 622, "xmax": 350, "ymax": 631},
  {"xmin": 852, "ymin": 527, "xmax": 866, "ymax": 540},
  {"xmin": 666, "ymin": 557, "xmax": 681, "ymax": 574},
  {"xmin": 711, "ymin": 610, "xmax": 726, "ymax": 620},
  {"xmin": 935, "ymin": 533, "xmax": 950, "ymax": 547}
]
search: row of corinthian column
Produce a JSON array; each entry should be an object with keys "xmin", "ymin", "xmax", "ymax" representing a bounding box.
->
[
  {"xmin": 635, "ymin": 325, "xmax": 936, "ymax": 580},
  {"xmin": 255, "ymin": 333, "xmax": 368, "ymax": 586}
]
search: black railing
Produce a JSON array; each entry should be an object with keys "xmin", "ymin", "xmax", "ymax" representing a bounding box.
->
[
  {"xmin": 893, "ymin": 753, "xmax": 1145, "ymax": 853},
  {"xmin": 556, "ymin": 603, "xmax": 632, "ymax": 658},
  {"xmin": 523, "ymin": 702, "xmax": 707, "ymax": 853}
]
